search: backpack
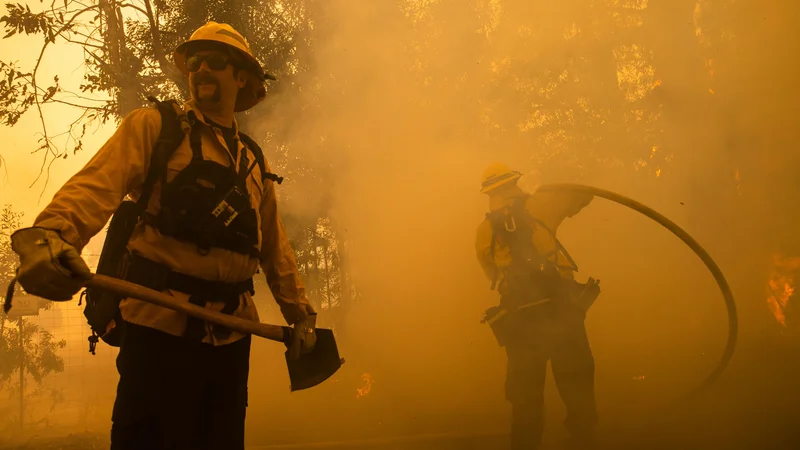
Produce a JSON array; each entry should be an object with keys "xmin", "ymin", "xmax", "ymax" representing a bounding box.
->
[{"xmin": 81, "ymin": 97, "xmax": 275, "ymax": 354}]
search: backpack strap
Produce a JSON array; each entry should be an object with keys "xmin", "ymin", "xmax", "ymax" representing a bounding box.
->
[
  {"xmin": 140, "ymin": 96, "xmax": 189, "ymax": 214},
  {"xmin": 486, "ymin": 197, "xmax": 534, "ymax": 291},
  {"xmin": 510, "ymin": 194, "xmax": 578, "ymax": 272},
  {"xmin": 487, "ymin": 213, "xmax": 500, "ymax": 291},
  {"xmin": 527, "ymin": 215, "xmax": 579, "ymax": 272},
  {"xmin": 237, "ymin": 131, "xmax": 284, "ymax": 185},
  {"xmin": 485, "ymin": 194, "xmax": 580, "ymax": 291}
]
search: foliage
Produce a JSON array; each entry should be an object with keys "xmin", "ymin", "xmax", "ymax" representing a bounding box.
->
[
  {"xmin": 0, "ymin": 204, "xmax": 65, "ymax": 433},
  {"xmin": 0, "ymin": 320, "xmax": 67, "ymax": 388},
  {"xmin": 0, "ymin": 0, "xmax": 314, "ymax": 186},
  {"xmin": 0, "ymin": 204, "xmax": 23, "ymax": 288}
]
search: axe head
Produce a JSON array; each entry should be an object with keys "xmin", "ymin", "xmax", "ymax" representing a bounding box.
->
[{"xmin": 285, "ymin": 328, "xmax": 344, "ymax": 391}]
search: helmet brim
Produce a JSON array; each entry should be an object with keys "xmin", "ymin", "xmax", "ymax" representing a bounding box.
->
[{"xmin": 480, "ymin": 173, "xmax": 521, "ymax": 194}]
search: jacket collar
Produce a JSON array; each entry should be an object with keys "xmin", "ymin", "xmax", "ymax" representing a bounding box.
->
[{"xmin": 184, "ymin": 100, "xmax": 239, "ymax": 135}]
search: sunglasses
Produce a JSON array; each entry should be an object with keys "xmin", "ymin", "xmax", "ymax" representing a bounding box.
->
[{"xmin": 186, "ymin": 53, "xmax": 231, "ymax": 72}]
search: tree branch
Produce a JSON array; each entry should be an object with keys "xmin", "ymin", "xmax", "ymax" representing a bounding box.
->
[
  {"xmin": 143, "ymin": 0, "xmax": 186, "ymax": 91},
  {"xmin": 27, "ymin": 4, "xmax": 102, "ymax": 192},
  {"xmin": 118, "ymin": 3, "xmax": 149, "ymax": 16}
]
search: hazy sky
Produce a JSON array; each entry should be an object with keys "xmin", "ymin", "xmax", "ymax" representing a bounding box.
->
[{"xmin": 0, "ymin": 23, "xmax": 114, "ymax": 231}]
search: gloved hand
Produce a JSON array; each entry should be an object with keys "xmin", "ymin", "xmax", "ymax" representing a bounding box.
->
[
  {"xmin": 10, "ymin": 227, "xmax": 91, "ymax": 301},
  {"xmin": 287, "ymin": 303, "xmax": 317, "ymax": 361}
]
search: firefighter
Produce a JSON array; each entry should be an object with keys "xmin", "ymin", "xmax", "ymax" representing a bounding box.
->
[
  {"xmin": 10, "ymin": 22, "xmax": 314, "ymax": 450},
  {"xmin": 475, "ymin": 163, "xmax": 599, "ymax": 449}
]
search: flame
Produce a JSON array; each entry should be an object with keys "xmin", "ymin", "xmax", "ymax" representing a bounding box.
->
[
  {"xmin": 633, "ymin": 375, "xmax": 646, "ymax": 381},
  {"xmin": 767, "ymin": 254, "xmax": 800, "ymax": 327},
  {"xmin": 356, "ymin": 373, "xmax": 373, "ymax": 399}
]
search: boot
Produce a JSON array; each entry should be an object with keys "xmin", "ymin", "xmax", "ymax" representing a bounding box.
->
[
  {"xmin": 510, "ymin": 403, "xmax": 544, "ymax": 449},
  {"xmin": 564, "ymin": 427, "xmax": 596, "ymax": 450}
]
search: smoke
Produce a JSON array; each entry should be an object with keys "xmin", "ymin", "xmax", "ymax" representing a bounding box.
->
[{"xmin": 240, "ymin": 0, "xmax": 800, "ymax": 446}]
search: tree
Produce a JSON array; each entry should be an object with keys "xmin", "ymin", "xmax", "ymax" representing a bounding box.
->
[
  {"xmin": 0, "ymin": 204, "xmax": 23, "ymax": 288},
  {"xmin": 0, "ymin": 204, "xmax": 66, "ymax": 434},
  {"xmin": 0, "ymin": 318, "xmax": 67, "ymax": 433},
  {"xmin": 4, "ymin": 0, "xmax": 793, "ymax": 338},
  {"xmin": 0, "ymin": 0, "xmax": 316, "ymax": 186}
]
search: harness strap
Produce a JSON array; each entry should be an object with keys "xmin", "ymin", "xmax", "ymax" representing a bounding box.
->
[
  {"xmin": 486, "ymin": 195, "xmax": 580, "ymax": 292},
  {"xmin": 527, "ymin": 216, "xmax": 579, "ymax": 272},
  {"xmin": 488, "ymin": 216, "xmax": 499, "ymax": 291},
  {"xmin": 238, "ymin": 132, "xmax": 284, "ymax": 185},
  {"xmin": 238, "ymin": 140, "xmax": 250, "ymax": 179},
  {"xmin": 189, "ymin": 118, "xmax": 204, "ymax": 163},
  {"xmin": 141, "ymin": 214, "xmax": 261, "ymax": 258}
]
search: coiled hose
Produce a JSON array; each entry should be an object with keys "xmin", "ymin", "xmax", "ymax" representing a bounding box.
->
[{"xmin": 536, "ymin": 183, "xmax": 738, "ymax": 397}]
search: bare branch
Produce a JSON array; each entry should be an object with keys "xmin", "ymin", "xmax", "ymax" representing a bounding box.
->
[
  {"xmin": 119, "ymin": 2, "xmax": 149, "ymax": 17},
  {"xmin": 0, "ymin": 155, "xmax": 8, "ymax": 185},
  {"xmin": 63, "ymin": 37, "xmax": 104, "ymax": 49},
  {"xmin": 24, "ymin": 4, "xmax": 103, "ymax": 192},
  {"xmin": 143, "ymin": 0, "xmax": 186, "ymax": 90}
]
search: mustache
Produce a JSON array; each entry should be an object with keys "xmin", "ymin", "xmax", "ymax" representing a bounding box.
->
[{"xmin": 192, "ymin": 73, "xmax": 219, "ymax": 86}]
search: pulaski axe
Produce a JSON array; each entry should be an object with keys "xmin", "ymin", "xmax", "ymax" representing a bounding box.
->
[{"xmin": 4, "ymin": 274, "xmax": 344, "ymax": 392}]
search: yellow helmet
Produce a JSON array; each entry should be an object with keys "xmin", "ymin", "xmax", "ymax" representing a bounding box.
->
[
  {"xmin": 480, "ymin": 162, "xmax": 522, "ymax": 193},
  {"xmin": 173, "ymin": 21, "xmax": 276, "ymax": 112}
]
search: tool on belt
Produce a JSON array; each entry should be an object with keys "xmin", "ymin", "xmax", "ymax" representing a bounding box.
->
[{"xmin": 481, "ymin": 277, "xmax": 601, "ymax": 347}]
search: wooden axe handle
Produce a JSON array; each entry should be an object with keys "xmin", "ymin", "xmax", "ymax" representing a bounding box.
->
[{"xmin": 87, "ymin": 274, "xmax": 288, "ymax": 343}]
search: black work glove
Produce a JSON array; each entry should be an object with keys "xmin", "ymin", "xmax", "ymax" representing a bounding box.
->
[{"xmin": 10, "ymin": 227, "xmax": 91, "ymax": 301}]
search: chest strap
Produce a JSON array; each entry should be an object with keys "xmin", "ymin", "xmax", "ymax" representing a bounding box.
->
[{"xmin": 141, "ymin": 214, "xmax": 261, "ymax": 258}]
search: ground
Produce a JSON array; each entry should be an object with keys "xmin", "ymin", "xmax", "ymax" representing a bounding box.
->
[
  {"xmin": 0, "ymin": 432, "xmax": 107, "ymax": 450},
  {"xmin": 0, "ymin": 338, "xmax": 797, "ymax": 449}
]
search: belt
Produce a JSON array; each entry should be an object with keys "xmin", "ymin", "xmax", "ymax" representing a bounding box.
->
[{"xmin": 122, "ymin": 253, "xmax": 255, "ymax": 340}]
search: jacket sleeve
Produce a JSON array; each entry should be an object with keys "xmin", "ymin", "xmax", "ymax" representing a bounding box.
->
[
  {"xmin": 475, "ymin": 220, "xmax": 497, "ymax": 282},
  {"xmin": 258, "ymin": 178, "xmax": 309, "ymax": 325},
  {"xmin": 33, "ymin": 108, "xmax": 161, "ymax": 252},
  {"xmin": 528, "ymin": 191, "xmax": 593, "ymax": 231}
]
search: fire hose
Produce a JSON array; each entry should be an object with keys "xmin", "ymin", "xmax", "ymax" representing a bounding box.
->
[{"xmin": 536, "ymin": 183, "xmax": 738, "ymax": 397}]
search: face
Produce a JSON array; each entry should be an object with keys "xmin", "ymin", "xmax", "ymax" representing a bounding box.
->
[{"xmin": 186, "ymin": 49, "xmax": 248, "ymax": 112}]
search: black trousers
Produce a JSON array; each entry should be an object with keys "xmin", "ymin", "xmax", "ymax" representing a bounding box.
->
[
  {"xmin": 110, "ymin": 322, "xmax": 251, "ymax": 450},
  {"xmin": 504, "ymin": 307, "xmax": 598, "ymax": 449}
]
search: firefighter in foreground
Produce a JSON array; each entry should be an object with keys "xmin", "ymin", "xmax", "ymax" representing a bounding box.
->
[
  {"xmin": 10, "ymin": 22, "xmax": 315, "ymax": 450},
  {"xmin": 476, "ymin": 163, "xmax": 600, "ymax": 449}
]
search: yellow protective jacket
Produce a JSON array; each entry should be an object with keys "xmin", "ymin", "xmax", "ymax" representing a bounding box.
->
[
  {"xmin": 34, "ymin": 100, "xmax": 308, "ymax": 345},
  {"xmin": 475, "ymin": 185, "xmax": 592, "ymax": 293}
]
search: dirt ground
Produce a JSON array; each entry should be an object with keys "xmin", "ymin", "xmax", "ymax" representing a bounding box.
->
[
  {"xmin": 249, "ymin": 337, "xmax": 800, "ymax": 450},
  {"xmin": 0, "ymin": 432, "xmax": 107, "ymax": 450},
  {"xmin": 1, "ymin": 338, "xmax": 797, "ymax": 450}
]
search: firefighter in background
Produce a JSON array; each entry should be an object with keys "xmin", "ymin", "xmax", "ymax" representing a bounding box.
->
[
  {"xmin": 475, "ymin": 163, "xmax": 600, "ymax": 449},
  {"xmin": 10, "ymin": 22, "xmax": 315, "ymax": 450}
]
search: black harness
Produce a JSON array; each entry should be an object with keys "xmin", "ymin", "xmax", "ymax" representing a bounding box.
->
[
  {"xmin": 82, "ymin": 97, "xmax": 283, "ymax": 351},
  {"xmin": 145, "ymin": 110, "xmax": 272, "ymax": 257},
  {"xmin": 486, "ymin": 195, "xmax": 578, "ymax": 300}
]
